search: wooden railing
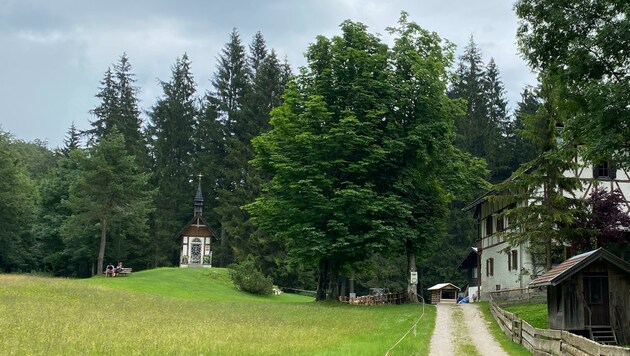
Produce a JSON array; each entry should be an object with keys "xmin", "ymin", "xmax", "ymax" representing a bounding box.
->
[
  {"xmin": 338, "ymin": 293, "xmax": 406, "ymax": 305},
  {"xmin": 489, "ymin": 290, "xmax": 630, "ymax": 355},
  {"xmin": 490, "ymin": 287, "xmax": 546, "ymax": 306}
]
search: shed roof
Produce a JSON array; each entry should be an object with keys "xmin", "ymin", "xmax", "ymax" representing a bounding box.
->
[
  {"xmin": 428, "ymin": 283, "xmax": 460, "ymax": 291},
  {"xmin": 529, "ymin": 248, "xmax": 630, "ymax": 288}
]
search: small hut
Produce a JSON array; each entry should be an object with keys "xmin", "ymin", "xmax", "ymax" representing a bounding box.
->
[
  {"xmin": 529, "ymin": 248, "xmax": 630, "ymax": 345},
  {"xmin": 428, "ymin": 283, "xmax": 460, "ymax": 304}
]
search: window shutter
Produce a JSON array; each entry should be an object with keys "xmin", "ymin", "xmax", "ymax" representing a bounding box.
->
[
  {"xmin": 593, "ymin": 165, "xmax": 599, "ymax": 179},
  {"xmin": 508, "ymin": 253, "xmax": 512, "ymax": 271},
  {"xmin": 610, "ymin": 162, "xmax": 617, "ymax": 179}
]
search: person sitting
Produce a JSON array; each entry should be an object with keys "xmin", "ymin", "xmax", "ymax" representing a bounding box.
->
[
  {"xmin": 105, "ymin": 263, "xmax": 115, "ymax": 277},
  {"xmin": 114, "ymin": 262, "xmax": 123, "ymax": 277}
]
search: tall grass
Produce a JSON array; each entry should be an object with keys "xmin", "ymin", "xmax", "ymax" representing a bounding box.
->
[{"xmin": 0, "ymin": 269, "xmax": 435, "ymax": 355}]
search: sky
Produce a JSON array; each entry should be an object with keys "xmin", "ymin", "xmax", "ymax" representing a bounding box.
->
[{"xmin": 0, "ymin": 0, "xmax": 537, "ymax": 148}]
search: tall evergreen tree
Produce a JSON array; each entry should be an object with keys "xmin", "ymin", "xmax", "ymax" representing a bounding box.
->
[
  {"xmin": 495, "ymin": 73, "xmax": 582, "ymax": 272},
  {"xmin": 89, "ymin": 54, "xmax": 147, "ymax": 164},
  {"xmin": 449, "ymin": 37, "xmax": 488, "ymax": 160},
  {"xmin": 61, "ymin": 122, "xmax": 82, "ymax": 157},
  {"xmin": 63, "ymin": 128, "xmax": 153, "ymax": 276},
  {"xmin": 148, "ymin": 53, "xmax": 198, "ymax": 266},
  {"xmin": 0, "ymin": 130, "xmax": 38, "ymax": 272}
]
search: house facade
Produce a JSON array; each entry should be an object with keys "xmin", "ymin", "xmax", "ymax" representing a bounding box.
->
[{"xmin": 465, "ymin": 159, "xmax": 630, "ymax": 300}]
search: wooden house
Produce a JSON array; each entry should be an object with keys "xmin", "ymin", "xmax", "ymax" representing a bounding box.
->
[
  {"xmin": 529, "ymin": 248, "xmax": 630, "ymax": 345},
  {"xmin": 176, "ymin": 181, "xmax": 217, "ymax": 268},
  {"xmin": 427, "ymin": 283, "xmax": 460, "ymax": 304},
  {"xmin": 458, "ymin": 247, "xmax": 479, "ymax": 300},
  {"xmin": 464, "ymin": 157, "xmax": 630, "ymax": 300}
]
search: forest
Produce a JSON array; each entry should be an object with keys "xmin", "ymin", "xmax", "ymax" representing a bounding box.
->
[{"xmin": 2, "ymin": 3, "xmax": 629, "ymax": 301}]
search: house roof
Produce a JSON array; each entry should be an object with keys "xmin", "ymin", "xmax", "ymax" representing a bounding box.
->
[
  {"xmin": 458, "ymin": 247, "xmax": 478, "ymax": 269},
  {"xmin": 428, "ymin": 283, "xmax": 461, "ymax": 291},
  {"xmin": 529, "ymin": 248, "xmax": 630, "ymax": 288},
  {"xmin": 173, "ymin": 215, "xmax": 218, "ymax": 240}
]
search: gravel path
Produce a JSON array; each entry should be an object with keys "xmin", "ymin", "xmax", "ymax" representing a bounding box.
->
[{"xmin": 429, "ymin": 303, "xmax": 508, "ymax": 356}]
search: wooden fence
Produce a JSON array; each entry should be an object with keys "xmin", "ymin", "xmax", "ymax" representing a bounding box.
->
[
  {"xmin": 489, "ymin": 290, "xmax": 630, "ymax": 356},
  {"xmin": 338, "ymin": 293, "xmax": 406, "ymax": 305}
]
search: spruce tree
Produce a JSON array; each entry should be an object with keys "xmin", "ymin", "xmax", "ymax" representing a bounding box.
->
[
  {"xmin": 0, "ymin": 131, "xmax": 38, "ymax": 272},
  {"xmin": 148, "ymin": 53, "xmax": 198, "ymax": 266},
  {"xmin": 483, "ymin": 58, "xmax": 511, "ymax": 182},
  {"xmin": 63, "ymin": 128, "xmax": 153, "ymax": 276}
]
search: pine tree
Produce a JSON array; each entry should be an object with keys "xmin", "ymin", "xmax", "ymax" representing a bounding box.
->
[
  {"xmin": 496, "ymin": 73, "xmax": 582, "ymax": 271},
  {"xmin": 61, "ymin": 122, "xmax": 81, "ymax": 157},
  {"xmin": 89, "ymin": 54, "xmax": 147, "ymax": 164},
  {"xmin": 248, "ymin": 31, "xmax": 267, "ymax": 75},
  {"xmin": 148, "ymin": 53, "xmax": 198, "ymax": 266},
  {"xmin": 63, "ymin": 128, "xmax": 153, "ymax": 276},
  {"xmin": 483, "ymin": 58, "xmax": 511, "ymax": 182},
  {"xmin": 0, "ymin": 131, "xmax": 38, "ymax": 272},
  {"xmin": 449, "ymin": 37, "xmax": 488, "ymax": 160}
]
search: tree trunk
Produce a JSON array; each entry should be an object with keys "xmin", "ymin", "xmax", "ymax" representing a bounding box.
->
[
  {"xmin": 406, "ymin": 238, "xmax": 418, "ymax": 303},
  {"xmin": 316, "ymin": 259, "xmax": 328, "ymax": 301},
  {"xmin": 349, "ymin": 272, "xmax": 355, "ymax": 297},
  {"xmin": 330, "ymin": 261, "xmax": 340, "ymax": 300},
  {"xmin": 97, "ymin": 216, "xmax": 108, "ymax": 275}
]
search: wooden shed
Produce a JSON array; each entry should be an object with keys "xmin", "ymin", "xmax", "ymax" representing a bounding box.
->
[
  {"xmin": 529, "ymin": 248, "xmax": 630, "ymax": 345},
  {"xmin": 427, "ymin": 283, "xmax": 460, "ymax": 304}
]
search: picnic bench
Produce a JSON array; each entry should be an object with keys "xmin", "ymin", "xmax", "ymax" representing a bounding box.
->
[
  {"xmin": 103, "ymin": 267, "xmax": 133, "ymax": 277},
  {"xmin": 116, "ymin": 267, "xmax": 132, "ymax": 276}
]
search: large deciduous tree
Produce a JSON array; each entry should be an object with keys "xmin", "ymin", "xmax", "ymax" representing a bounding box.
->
[
  {"xmin": 248, "ymin": 15, "xmax": 486, "ymax": 301},
  {"xmin": 515, "ymin": 0, "xmax": 630, "ymax": 169}
]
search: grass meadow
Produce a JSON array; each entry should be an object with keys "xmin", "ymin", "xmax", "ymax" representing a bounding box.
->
[
  {"xmin": 0, "ymin": 268, "xmax": 435, "ymax": 355},
  {"xmin": 504, "ymin": 302, "xmax": 548, "ymax": 329}
]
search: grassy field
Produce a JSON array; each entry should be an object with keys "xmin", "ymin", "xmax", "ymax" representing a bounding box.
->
[
  {"xmin": 504, "ymin": 302, "xmax": 548, "ymax": 329},
  {"xmin": 0, "ymin": 268, "xmax": 435, "ymax": 355}
]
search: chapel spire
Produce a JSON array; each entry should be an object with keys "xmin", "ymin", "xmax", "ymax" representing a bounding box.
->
[{"xmin": 194, "ymin": 174, "xmax": 204, "ymax": 216}]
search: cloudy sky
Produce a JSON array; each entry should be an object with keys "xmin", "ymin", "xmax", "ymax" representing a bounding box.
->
[{"xmin": 0, "ymin": 0, "xmax": 536, "ymax": 147}]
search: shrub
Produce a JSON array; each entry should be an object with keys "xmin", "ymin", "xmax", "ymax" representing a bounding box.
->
[{"xmin": 228, "ymin": 259, "xmax": 274, "ymax": 295}]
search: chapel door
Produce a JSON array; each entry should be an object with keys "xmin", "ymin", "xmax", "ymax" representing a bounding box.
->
[
  {"xmin": 190, "ymin": 238, "xmax": 202, "ymax": 265},
  {"xmin": 583, "ymin": 273, "xmax": 610, "ymax": 326}
]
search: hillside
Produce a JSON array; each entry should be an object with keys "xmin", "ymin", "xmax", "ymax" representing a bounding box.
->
[
  {"xmin": 82, "ymin": 267, "xmax": 312, "ymax": 303},
  {"xmin": 0, "ymin": 268, "xmax": 435, "ymax": 355}
]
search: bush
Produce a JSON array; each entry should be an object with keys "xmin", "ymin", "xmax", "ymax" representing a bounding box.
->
[{"xmin": 228, "ymin": 259, "xmax": 274, "ymax": 295}]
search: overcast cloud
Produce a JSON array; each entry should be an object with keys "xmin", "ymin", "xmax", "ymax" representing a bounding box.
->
[{"xmin": 0, "ymin": 0, "xmax": 536, "ymax": 147}]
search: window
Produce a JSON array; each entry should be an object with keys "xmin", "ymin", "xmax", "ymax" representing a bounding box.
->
[
  {"xmin": 485, "ymin": 216, "xmax": 493, "ymax": 236},
  {"xmin": 496, "ymin": 284, "xmax": 501, "ymax": 291},
  {"xmin": 497, "ymin": 216, "xmax": 505, "ymax": 232},
  {"xmin": 508, "ymin": 250, "xmax": 518, "ymax": 271},
  {"xmin": 486, "ymin": 258, "xmax": 494, "ymax": 277},
  {"xmin": 594, "ymin": 162, "xmax": 616, "ymax": 180}
]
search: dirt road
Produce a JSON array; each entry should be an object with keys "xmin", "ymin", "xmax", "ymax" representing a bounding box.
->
[{"xmin": 429, "ymin": 303, "xmax": 507, "ymax": 356}]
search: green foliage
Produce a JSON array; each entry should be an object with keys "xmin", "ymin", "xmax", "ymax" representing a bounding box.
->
[
  {"xmin": 63, "ymin": 128, "xmax": 154, "ymax": 276},
  {"xmin": 228, "ymin": 259, "xmax": 274, "ymax": 295},
  {"xmin": 148, "ymin": 53, "xmax": 198, "ymax": 267},
  {"xmin": 494, "ymin": 74, "xmax": 583, "ymax": 271},
  {"xmin": 248, "ymin": 14, "xmax": 488, "ymax": 301},
  {"xmin": 516, "ymin": 0, "xmax": 630, "ymax": 169},
  {"xmin": 0, "ymin": 131, "xmax": 39, "ymax": 272}
]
